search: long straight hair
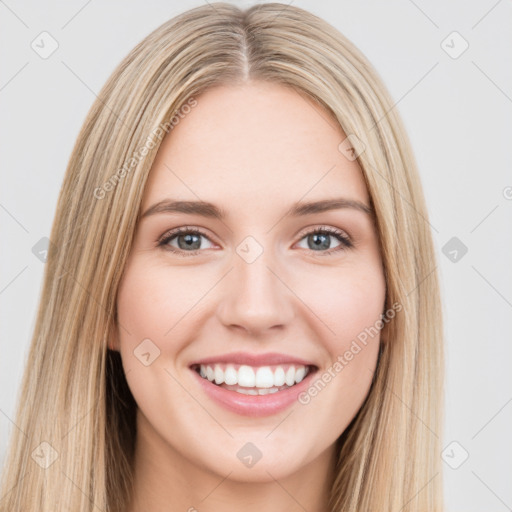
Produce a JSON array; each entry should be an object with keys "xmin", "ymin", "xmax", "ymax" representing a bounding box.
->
[{"xmin": 0, "ymin": 3, "xmax": 444, "ymax": 511}]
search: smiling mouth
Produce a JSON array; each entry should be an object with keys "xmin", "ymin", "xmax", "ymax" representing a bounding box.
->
[{"xmin": 190, "ymin": 363, "xmax": 318, "ymax": 395}]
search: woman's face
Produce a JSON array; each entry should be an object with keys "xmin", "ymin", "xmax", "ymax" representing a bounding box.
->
[{"xmin": 113, "ymin": 81, "xmax": 386, "ymax": 483}]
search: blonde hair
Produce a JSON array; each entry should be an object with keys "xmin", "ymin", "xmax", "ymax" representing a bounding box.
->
[{"xmin": 0, "ymin": 3, "xmax": 444, "ymax": 511}]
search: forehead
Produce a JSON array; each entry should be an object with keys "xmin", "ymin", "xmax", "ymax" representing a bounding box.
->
[{"xmin": 142, "ymin": 81, "xmax": 369, "ymax": 212}]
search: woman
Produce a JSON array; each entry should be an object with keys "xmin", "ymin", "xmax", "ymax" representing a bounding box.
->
[{"xmin": 0, "ymin": 2, "xmax": 444, "ymax": 511}]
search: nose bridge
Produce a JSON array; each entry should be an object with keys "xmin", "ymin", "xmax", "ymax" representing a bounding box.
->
[{"xmin": 217, "ymin": 238, "xmax": 294, "ymax": 333}]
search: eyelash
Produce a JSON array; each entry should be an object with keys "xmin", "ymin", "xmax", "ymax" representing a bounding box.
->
[{"xmin": 157, "ymin": 225, "xmax": 353, "ymax": 257}]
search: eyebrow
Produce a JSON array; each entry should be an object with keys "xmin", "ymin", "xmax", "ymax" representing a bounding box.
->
[{"xmin": 140, "ymin": 197, "xmax": 373, "ymax": 220}]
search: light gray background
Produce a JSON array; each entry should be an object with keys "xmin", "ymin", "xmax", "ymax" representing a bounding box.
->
[{"xmin": 1, "ymin": 1, "xmax": 511, "ymax": 510}]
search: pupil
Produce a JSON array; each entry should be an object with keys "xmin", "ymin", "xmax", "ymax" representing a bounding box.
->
[
  {"xmin": 310, "ymin": 233, "xmax": 329, "ymax": 250},
  {"xmin": 178, "ymin": 234, "xmax": 201, "ymax": 250}
]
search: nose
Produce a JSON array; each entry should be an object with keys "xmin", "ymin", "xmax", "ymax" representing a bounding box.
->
[{"xmin": 216, "ymin": 248, "xmax": 295, "ymax": 336}]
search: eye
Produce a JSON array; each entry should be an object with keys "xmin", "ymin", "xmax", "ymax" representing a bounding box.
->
[
  {"xmin": 157, "ymin": 225, "xmax": 353, "ymax": 257},
  {"xmin": 157, "ymin": 226, "xmax": 215, "ymax": 256},
  {"xmin": 295, "ymin": 226, "xmax": 353, "ymax": 256}
]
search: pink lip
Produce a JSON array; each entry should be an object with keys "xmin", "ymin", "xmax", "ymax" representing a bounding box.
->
[
  {"xmin": 190, "ymin": 365, "xmax": 318, "ymax": 417},
  {"xmin": 189, "ymin": 351, "xmax": 316, "ymax": 367}
]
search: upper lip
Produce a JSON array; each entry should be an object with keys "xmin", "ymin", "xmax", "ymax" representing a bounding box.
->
[{"xmin": 189, "ymin": 351, "xmax": 317, "ymax": 368}]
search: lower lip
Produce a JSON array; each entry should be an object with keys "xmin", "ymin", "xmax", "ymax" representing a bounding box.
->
[{"xmin": 190, "ymin": 367, "xmax": 317, "ymax": 417}]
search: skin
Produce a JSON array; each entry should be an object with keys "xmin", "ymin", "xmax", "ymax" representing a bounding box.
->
[{"xmin": 111, "ymin": 80, "xmax": 386, "ymax": 512}]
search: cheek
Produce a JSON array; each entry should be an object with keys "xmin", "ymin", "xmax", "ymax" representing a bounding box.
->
[
  {"xmin": 296, "ymin": 260, "xmax": 385, "ymax": 401},
  {"xmin": 298, "ymin": 260, "xmax": 386, "ymax": 345},
  {"xmin": 116, "ymin": 260, "xmax": 199, "ymax": 364},
  {"xmin": 293, "ymin": 266, "xmax": 385, "ymax": 432}
]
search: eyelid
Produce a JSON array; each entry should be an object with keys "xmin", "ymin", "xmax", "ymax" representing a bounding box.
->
[{"xmin": 295, "ymin": 224, "xmax": 350, "ymax": 241}]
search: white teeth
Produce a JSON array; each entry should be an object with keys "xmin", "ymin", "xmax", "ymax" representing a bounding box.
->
[
  {"xmin": 274, "ymin": 367, "xmax": 286, "ymax": 386},
  {"xmin": 258, "ymin": 387, "xmax": 279, "ymax": 395},
  {"xmin": 238, "ymin": 365, "xmax": 255, "ymax": 387},
  {"xmin": 294, "ymin": 366, "xmax": 306, "ymax": 384},
  {"xmin": 197, "ymin": 363, "xmax": 311, "ymax": 390},
  {"xmin": 235, "ymin": 387, "xmax": 258, "ymax": 395},
  {"xmin": 224, "ymin": 364, "xmax": 237, "ymax": 385},
  {"xmin": 285, "ymin": 366, "xmax": 296, "ymax": 386},
  {"xmin": 255, "ymin": 366, "xmax": 274, "ymax": 388},
  {"xmin": 214, "ymin": 365, "xmax": 224, "ymax": 385}
]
